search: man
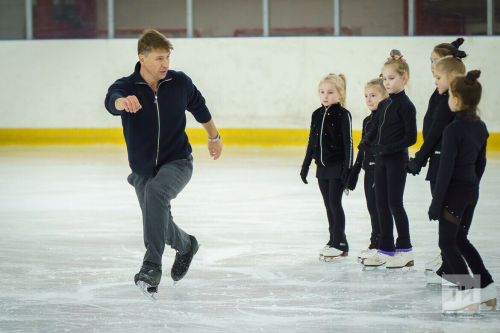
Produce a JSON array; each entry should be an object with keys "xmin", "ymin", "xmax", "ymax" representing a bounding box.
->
[{"xmin": 104, "ymin": 29, "xmax": 223, "ymax": 300}]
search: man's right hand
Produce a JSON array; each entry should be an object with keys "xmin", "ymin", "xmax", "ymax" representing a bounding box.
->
[{"xmin": 115, "ymin": 96, "xmax": 142, "ymax": 113}]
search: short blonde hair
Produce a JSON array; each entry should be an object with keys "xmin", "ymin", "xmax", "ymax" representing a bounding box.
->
[
  {"xmin": 384, "ymin": 49, "xmax": 410, "ymax": 80},
  {"xmin": 365, "ymin": 77, "xmax": 387, "ymax": 96},
  {"xmin": 319, "ymin": 73, "xmax": 347, "ymax": 107},
  {"xmin": 138, "ymin": 29, "xmax": 174, "ymax": 56},
  {"xmin": 435, "ymin": 55, "xmax": 466, "ymax": 77}
]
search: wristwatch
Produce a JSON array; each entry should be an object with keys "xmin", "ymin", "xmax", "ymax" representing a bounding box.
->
[{"xmin": 208, "ymin": 133, "xmax": 221, "ymax": 142}]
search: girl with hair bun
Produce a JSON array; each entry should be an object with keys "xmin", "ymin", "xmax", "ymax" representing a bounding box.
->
[
  {"xmin": 301, "ymin": 73, "xmax": 353, "ymax": 261},
  {"xmin": 428, "ymin": 71, "xmax": 496, "ymax": 311},
  {"xmin": 346, "ymin": 78, "xmax": 388, "ymax": 261},
  {"xmin": 407, "ymin": 38, "xmax": 466, "ymax": 274},
  {"xmin": 358, "ymin": 49, "xmax": 417, "ymax": 270}
]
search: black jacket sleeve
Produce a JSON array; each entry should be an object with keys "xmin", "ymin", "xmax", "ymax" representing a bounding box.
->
[
  {"xmin": 302, "ymin": 113, "xmax": 315, "ymax": 168},
  {"xmin": 352, "ymin": 116, "xmax": 367, "ymax": 175},
  {"xmin": 422, "ymin": 91, "xmax": 436, "ymax": 139},
  {"xmin": 413, "ymin": 106, "xmax": 454, "ymax": 167},
  {"xmin": 475, "ymin": 129, "xmax": 488, "ymax": 181},
  {"xmin": 364, "ymin": 103, "xmax": 381, "ymax": 144},
  {"xmin": 342, "ymin": 110, "xmax": 354, "ymax": 171},
  {"xmin": 104, "ymin": 78, "xmax": 133, "ymax": 116},
  {"xmin": 430, "ymin": 126, "xmax": 460, "ymax": 211},
  {"xmin": 185, "ymin": 75, "xmax": 212, "ymax": 123},
  {"xmin": 385, "ymin": 103, "xmax": 417, "ymax": 154}
]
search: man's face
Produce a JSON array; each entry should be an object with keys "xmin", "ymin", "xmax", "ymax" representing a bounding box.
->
[{"xmin": 139, "ymin": 49, "xmax": 171, "ymax": 82}]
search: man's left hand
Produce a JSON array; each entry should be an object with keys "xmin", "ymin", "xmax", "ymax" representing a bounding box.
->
[{"xmin": 208, "ymin": 140, "xmax": 223, "ymax": 160}]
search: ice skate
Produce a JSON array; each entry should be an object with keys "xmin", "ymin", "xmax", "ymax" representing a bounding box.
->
[
  {"xmin": 425, "ymin": 254, "xmax": 442, "ymax": 274},
  {"xmin": 357, "ymin": 248, "xmax": 378, "ymax": 263},
  {"xmin": 426, "ymin": 272, "xmax": 457, "ymax": 290},
  {"xmin": 362, "ymin": 252, "xmax": 393, "ymax": 272},
  {"xmin": 480, "ymin": 283, "xmax": 497, "ymax": 307},
  {"xmin": 320, "ymin": 246, "xmax": 348, "ymax": 262},
  {"xmin": 171, "ymin": 235, "xmax": 200, "ymax": 282},
  {"xmin": 134, "ymin": 261, "xmax": 162, "ymax": 302},
  {"xmin": 318, "ymin": 244, "xmax": 330, "ymax": 259},
  {"xmin": 442, "ymin": 288, "xmax": 481, "ymax": 312},
  {"xmin": 385, "ymin": 250, "xmax": 415, "ymax": 274}
]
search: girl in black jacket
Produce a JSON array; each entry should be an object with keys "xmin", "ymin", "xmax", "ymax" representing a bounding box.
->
[
  {"xmin": 347, "ymin": 78, "xmax": 388, "ymax": 261},
  {"xmin": 301, "ymin": 73, "xmax": 353, "ymax": 260},
  {"xmin": 406, "ymin": 38, "xmax": 466, "ymax": 273},
  {"xmin": 358, "ymin": 50, "xmax": 417, "ymax": 270},
  {"xmin": 429, "ymin": 71, "xmax": 496, "ymax": 311}
]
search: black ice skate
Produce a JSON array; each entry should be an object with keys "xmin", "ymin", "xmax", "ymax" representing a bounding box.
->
[
  {"xmin": 134, "ymin": 261, "xmax": 162, "ymax": 302},
  {"xmin": 171, "ymin": 235, "xmax": 200, "ymax": 283}
]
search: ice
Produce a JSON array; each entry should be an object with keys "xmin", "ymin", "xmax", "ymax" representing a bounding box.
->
[{"xmin": 0, "ymin": 145, "xmax": 499, "ymax": 332}]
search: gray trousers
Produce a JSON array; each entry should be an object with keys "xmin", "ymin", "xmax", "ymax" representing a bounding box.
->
[{"xmin": 127, "ymin": 155, "xmax": 193, "ymax": 265}]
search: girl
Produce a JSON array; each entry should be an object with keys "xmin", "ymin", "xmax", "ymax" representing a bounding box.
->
[
  {"xmin": 301, "ymin": 73, "xmax": 353, "ymax": 260},
  {"xmin": 405, "ymin": 38, "xmax": 466, "ymax": 273},
  {"xmin": 428, "ymin": 71, "xmax": 496, "ymax": 311},
  {"xmin": 358, "ymin": 50, "xmax": 417, "ymax": 269},
  {"xmin": 346, "ymin": 78, "xmax": 388, "ymax": 261}
]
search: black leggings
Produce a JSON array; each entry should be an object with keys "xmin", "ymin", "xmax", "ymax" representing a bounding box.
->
[
  {"xmin": 374, "ymin": 152, "xmax": 411, "ymax": 252},
  {"xmin": 318, "ymin": 178, "xmax": 348, "ymax": 252},
  {"xmin": 364, "ymin": 169, "xmax": 380, "ymax": 248},
  {"xmin": 437, "ymin": 187, "xmax": 493, "ymax": 289}
]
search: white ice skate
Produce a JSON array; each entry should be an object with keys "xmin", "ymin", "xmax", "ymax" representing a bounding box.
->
[
  {"xmin": 362, "ymin": 252, "xmax": 393, "ymax": 271},
  {"xmin": 320, "ymin": 246, "xmax": 348, "ymax": 262},
  {"xmin": 480, "ymin": 283, "xmax": 497, "ymax": 307},
  {"xmin": 357, "ymin": 248, "xmax": 378, "ymax": 261},
  {"xmin": 442, "ymin": 288, "xmax": 481, "ymax": 312},
  {"xmin": 385, "ymin": 250, "xmax": 415, "ymax": 274},
  {"xmin": 426, "ymin": 272, "xmax": 457, "ymax": 290},
  {"xmin": 425, "ymin": 254, "xmax": 442, "ymax": 274},
  {"xmin": 318, "ymin": 245, "xmax": 330, "ymax": 257}
]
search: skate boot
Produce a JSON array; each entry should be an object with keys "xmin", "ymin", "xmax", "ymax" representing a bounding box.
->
[
  {"xmin": 363, "ymin": 251, "xmax": 393, "ymax": 271},
  {"xmin": 357, "ymin": 248, "xmax": 378, "ymax": 262},
  {"xmin": 318, "ymin": 244, "xmax": 330, "ymax": 259},
  {"xmin": 134, "ymin": 261, "xmax": 162, "ymax": 302},
  {"xmin": 426, "ymin": 272, "xmax": 457, "ymax": 290},
  {"xmin": 480, "ymin": 283, "xmax": 497, "ymax": 307},
  {"xmin": 321, "ymin": 246, "xmax": 348, "ymax": 262},
  {"xmin": 425, "ymin": 254, "xmax": 442, "ymax": 274},
  {"xmin": 386, "ymin": 250, "xmax": 414, "ymax": 274},
  {"xmin": 442, "ymin": 288, "xmax": 481, "ymax": 312},
  {"xmin": 171, "ymin": 235, "xmax": 200, "ymax": 283}
]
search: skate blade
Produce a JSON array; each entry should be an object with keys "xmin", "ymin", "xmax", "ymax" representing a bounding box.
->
[
  {"xmin": 136, "ymin": 280, "xmax": 157, "ymax": 302},
  {"xmin": 321, "ymin": 255, "xmax": 348, "ymax": 263},
  {"xmin": 385, "ymin": 266, "xmax": 417, "ymax": 275},
  {"xmin": 362, "ymin": 265, "xmax": 385, "ymax": 272}
]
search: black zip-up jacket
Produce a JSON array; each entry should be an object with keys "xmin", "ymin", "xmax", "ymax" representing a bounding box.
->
[
  {"xmin": 104, "ymin": 62, "xmax": 212, "ymax": 175},
  {"xmin": 352, "ymin": 110, "xmax": 377, "ymax": 175},
  {"xmin": 422, "ymin": 89, "xmax": 440, "ymax": 139},
  {"xmin": 302, "ymin": 103, "xmax": 353, "ymax": 171},
  {"xmin": 364, "ymin": 90, "xmax": 417, "ymax": 154},
  {"xmin": 430, "ymin": 113, "xmax": 488, "ymax": 212},
  {"xmin": 413, "ymin": 90, "xmax": 454, "ymax": 181}
]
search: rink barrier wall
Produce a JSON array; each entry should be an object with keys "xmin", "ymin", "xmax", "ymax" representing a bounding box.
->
[{"xmin": 3, "ymin": 128, "xmax": 500, "ymax": 151}]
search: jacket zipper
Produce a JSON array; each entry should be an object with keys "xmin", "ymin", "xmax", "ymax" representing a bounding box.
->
[
  {"xmin": 136, "ymin": 78, "xmax": 172, "ymax": 168},
  {"xmin": 378, "ymin": 100, "xmax": 392, "ymax": 145},
  {"xmin": 319, "ymin": 106, "xmax": 329, "ymax": 166}
]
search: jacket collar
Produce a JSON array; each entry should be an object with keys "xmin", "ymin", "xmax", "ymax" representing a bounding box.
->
[
  {"xmin": 133, "ymin": 61, "xmax": 172, "ymax": 85},
  {"xmin": 322, "ymin": 103, "xmax": 341, "ymax": 111},
  {"xmin": 389, "ymin": 90, "xmax": 406, "ymax": 99}
]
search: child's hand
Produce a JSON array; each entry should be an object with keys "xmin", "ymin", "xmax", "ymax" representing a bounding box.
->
[{"xmin": 300, "ymin": 166, "xmax": 309, "ymax": 184}]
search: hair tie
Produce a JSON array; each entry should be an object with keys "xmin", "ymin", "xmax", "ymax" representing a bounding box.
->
[
  {"xmin": 451, "ymin": 41, "xmax": 459, "ymax": 49},
  {"xmin": 465, "ymin": 72, "xmax": 475, "ymax": 84},
  {"xmin": 389, "ymin": 54, "xmax": 404, "ymax": 61}
]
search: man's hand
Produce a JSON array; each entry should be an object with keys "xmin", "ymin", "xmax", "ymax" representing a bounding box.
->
[
  {"xmin": 208, "ymin": 139, "xmax": 223, "ymax": 160},
  {"xmin": 115, "ymin": 96, "xmax": 142, "ymax": 113}
]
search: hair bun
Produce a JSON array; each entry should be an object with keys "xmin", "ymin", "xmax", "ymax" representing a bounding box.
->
[
  {"xmin": 390, "ymin": 49, "xmax": 402, "ymax": 57},
  {"xmin": 450, "ymin": 38, "xmax": 465, "ymax": 49},
  {"xmin": 453, "ymin": 50, "xmax": 467, "ymax": 59},
  {"xmin": 465, "ymin": 70, "xmax": 481, "ymax": 84}
]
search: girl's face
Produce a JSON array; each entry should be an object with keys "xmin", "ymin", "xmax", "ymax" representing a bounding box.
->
[
  {"xmin": 448, "ymin": 90, "xmax": 461, "ymax": 112},
  {"xmin": 434, "ymin": 68, "xmax": 452, "ymax": 95},
  {"xmin": 430, "ymin": 51, "xmax": 441, "ymax": 75},
  {"xmin": 318, "ymin": 82, "xmax": 341, "ymax": 107},
  {"xmin": 382, "ymin": 65, "xmax": 407, "ymax": 94},
  {"xmin": 364, "ymin": 86, "xmax": 388, "ymax": 111}
]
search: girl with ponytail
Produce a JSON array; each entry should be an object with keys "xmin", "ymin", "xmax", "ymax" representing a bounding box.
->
[
  {"xmin": 301, "ymin": 73, "xmax": 353, "ymax": 261},
  {"xmin": 428, "ymin": 71, "xmax": 496, "ymax": 311}
]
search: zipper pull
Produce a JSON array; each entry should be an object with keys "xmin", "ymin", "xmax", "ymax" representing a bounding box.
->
[{"xmin": 154, "ymin": 93, "xmax": 158, "ymax": 104}]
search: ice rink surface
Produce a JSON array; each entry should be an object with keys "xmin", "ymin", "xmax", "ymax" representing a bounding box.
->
[{"xmin": 1, "ymin": 145, "xmax": 499, "ymax": 333}]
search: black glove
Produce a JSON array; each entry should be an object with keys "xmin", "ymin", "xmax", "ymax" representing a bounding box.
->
[
  {"xmin": 428, "ymin": 202, "xmax": 440, "ymax": 221},
  {"xmin": 372, "ymin": 144, "xmax": 389, "ymax": 156},
  {"xmin": 346, "ymin": 171, "xmax": 359, "ymax": 191},
  {"xmin": 300, "ymin": 166, "xmax": 309, "ymax": 184},
  {"xmin": 405, "ymin": 158, "xmax": 422, "ymax": 176},
  {"xmin": 415, "ymin": 151, "xmax": 428, "ymax": 168},
  {"xmin": 341, "ymin": 167, "xmax": 351, "ymax": 187},
  {"xmin": 358, "ymin": 138, "xmax": 371, "ymax": 151}
]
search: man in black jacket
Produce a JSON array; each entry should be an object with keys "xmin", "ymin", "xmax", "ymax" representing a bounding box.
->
[{"xmin": 105, "ymin": 29, "xmax": 223, "ymax": 300}]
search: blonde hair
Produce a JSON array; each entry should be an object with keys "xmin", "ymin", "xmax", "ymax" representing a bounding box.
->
[
  {"xmin": 138, "ymin": 29, "xmax": 174, "ymax": 56},
  {"xmin": 318, "ymin": 73, "xmax": 347, "ymax": 107},
  {"xmin": 435, "ymin": 55, "xmax": 466, "ymax": 77},
  {"xmin": 365, "ymin": 77, "xmax": 387, "ymax": 96},
  {"xmin": 383, "ymin": 49, "xmax": 410, "ymax": 81}
]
